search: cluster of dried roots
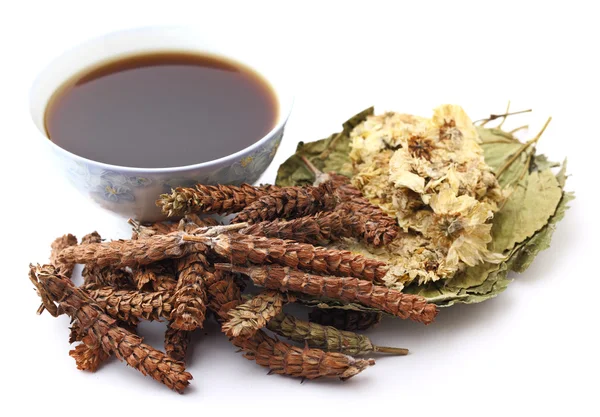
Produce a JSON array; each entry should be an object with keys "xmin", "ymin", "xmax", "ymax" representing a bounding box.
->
[{"xmin": 30, "ymin": 180, "xmax": 438, "ymax": 393}]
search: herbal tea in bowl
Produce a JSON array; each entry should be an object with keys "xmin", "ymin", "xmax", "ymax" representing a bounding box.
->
[{"xmin": 29, "ymin": 26, "xmax": 292, "ymax": 221}]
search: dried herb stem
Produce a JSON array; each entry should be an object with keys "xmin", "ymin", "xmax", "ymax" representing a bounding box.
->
[
  {"xmin": 203, "ymin": 268, "xmax": 372, "ymax": 380},
  {"xmin": 30, "ymin": 264, "xmax": 192, "ymax": 392},
  {"xmin": 267, "ymin": 313, "xmax": 407, "ymax": 356},
  {"xmin": 300, "ymin": 158, "xmax": 399, "ymax": 246},
  {"xmin": 216, "ymin": 264, "xmax": 438, "ymax": 325},
  {"xmin": 222, "ymin": 290, "xmax": 288, "ymax": 339},
  {"xmin": 170, "ymin": 253, "xmax": 209, "ymax": 331},
  {"xmin": 204, "ymin": 269, "xmax": 243, "ymax": 322},
  {"xmin": 231, "ymin": 183, "xmax": 337, "ymax": 224},
  {"xmin": 194, "ymin": 233, "xmax": 389, "ymax": 282},
  {"xmin": 475, "ymin": 107, "xmax": 533, "ymax": 127},
  {"xmin": 239, "ymin": 210, "xmax": 354, "ymax": 245},
  {"xmin": 50, "ymin": 234, "xmax": 78, "ymax": 277},
  {"xmin": 232, "ymin": 330, "xmax": 374, "ymax": 380},
  {"xmin": 59, "ymin": 224, "xmax": 245, "ymax": 269},
  {"xmin": 496, "ymin": 117, "xmax": 552, "ymax": 178},
  {"xmin": 87, "ymin": 287, "xmax": 174, "ymax": 323},
  {"xmin": 58, "ymin": 232, "xmax": 193, "ymax": 268},
  {"xmin": 69, "ymin": 334, "xmax": 110, "ymax": 372},
  {"xmin": 165, "ymin": 324, "xmax": 191, "ymax": 363},
  {"xmin": 157, "ymin": 183, "xmax": 277, "ymax": 217},
  {"xmin": 309, "ymin": 308, "xmax": 383, "ymax": 331}
]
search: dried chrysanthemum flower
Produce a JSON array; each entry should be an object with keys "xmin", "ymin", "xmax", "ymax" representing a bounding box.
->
[
  {"xmin": 430, "ymin": 103, "xmax": 479, "ymax": 146},
  {"xmin": 335, "ymin": 234, "xmax": 449, "ymax": 287},
  {"xmin": 346, "ymin": 104, "xmax": 506, "ymax": 285},
  {"xmin": 426, "ymin": 186, "xmax": 504, "ymax": 269},
  {"xmin": 349, "ymin": 112, "xmax": 429, "ymax": 165}
]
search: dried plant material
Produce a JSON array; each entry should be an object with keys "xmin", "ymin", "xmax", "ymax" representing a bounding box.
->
[
  {"xmin": 83, "ymin": 265, "xmax": 133, "ymax": 289},
  {"xmin": 60, "ymin": 223, "xmax": 248, "ymax": 268},
  {"xmin": 403, "ymin": 146, "xmax": 572, "ymax": 306},
  {"xmin": 275, "ymin": 107, "xmax": 373, "ymax": 187},
  {"xmin": 165, "ymin": 324, "xmax": 191, "ymax": 363},
  {"xmin": 305, "ymin": 165, "xmax": 399, "ymax": 247},
  {"xmin": 29, "ymin": 104, "xmax": 574, "ymax": 395},
  {"xmin": 511, "ymin": 189, "xmax": 574, "ymax": 273},
  {"xmin": 80, "ymin": 232, "xmax": 134, "ymax": 290},
  {"xmin": 69, "ymin": 318, "xmax": 137, "ymax": 373},
  {"xmin": 177, "ymin": 214, "xmax": 221, "ymax": 232},
  {"xmin": 87, "ymin": 287, "xmax": 174, "ymax": 323},
  {"xmin": 232, "ymin": 183, "xmax": 337, "ymax": 224},
  {"xmin": 132, "ymin": 262, "xmax": 171, "ymax": 290},
  {"xmin": 347, "ymin": 105, "xmax": 505, "ymax": 283},
  {"xmin": 30, "ymin": 264, "xmax": 192, "ymax": 392},
  {"xmin": 204, "ymin": 269, "xmax": 243, "ymax": 322},
  {"xmin": 308, "ymin": 308, "xmax": 382, "ymax": 331},
  {"xmin": 149, "ymin": 271, "xmax": 178, "ymax": 292},
  {"xmin": 69, "ymin": 335, "xmax": 110, "ymax": 372},
  {"xmin": 130, "ymin": 219, "xmax": 179, "ymax": 240},
  {"xmin": 81, "ymin": 231, "xmax": 102, "ymax": 245},
  {"xmin": 170, "ymin": 252, "xmax": 209, "ymax": 331},
  {"xmin": 157, "ymin": 183, "xmax": 277, "ymax": 217},
  {"xmin": 203, "ymin": 268, "xmax": 372, "ymax": 380},
  {"xmin": 222, "ymin": 290, "xmax": 289, "ymax": 339},
  {"xmin": 491, "ymin": 169, "xmax": 562, "ymax": 253},
  {"xmin": 58, "ymin": 232, "xmax": 194, "ymax": 268},
  {"xmin": 50, "ymin": 234, "xmax": 78, "ymax": 277},
  {"xmin": 239, "ymin": 210, "xmax": 354, "ymax": 245},
  {"xmin": 267, "ymin": 313, "xmax": 407, "ymax": 356},
  {"xmin": 298, "ymin": 158, "xmax": 400, "ymax": 247},
  {"xmin": 338, "ymin": 200, "xmax": 398, "ymax": 247},
  {"xmin": 233, "ymin": 330, "xmax": 374, "ymax": 380},
  {"xmin": 278, "ymin": 105, "xmax": 571, "ymax": 306},
  {"xmin": 215, "ymin": 264, "xmax": 438, "ymax": 324},
  {"xmin": 189, "ymin": 233, "xmax": 389, "ymax": 282}
]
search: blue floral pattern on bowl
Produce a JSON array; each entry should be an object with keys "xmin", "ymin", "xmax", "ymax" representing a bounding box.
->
[{"xmin": 54, "ymin": 128, "xmax": 284, "ymax": 221}]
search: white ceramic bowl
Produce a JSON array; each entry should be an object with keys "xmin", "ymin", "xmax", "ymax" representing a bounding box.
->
[{"xmin": 30, "ymin": 26, "xmax": 293, "ymax": 221}]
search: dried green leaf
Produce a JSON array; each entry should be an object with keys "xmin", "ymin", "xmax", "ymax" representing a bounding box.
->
[
  {"xmin": 531, "ymin": 154, "xmax": 560, "ymax": 173},
  {"xmin": 510, "ymin": 190, "xmax": 574, "ymax": 273},
  {"xmin": 491, "ymin": 169, "xmax": 563, "ymax": 253},
  {"xmin": 275, "ymin": 108, "xmax": 373, "ymax": 187},
  {"xmin": 555, "ymin": 159, "xmax": 569, "ymax": 188},
  {"xmin": 404, "ymin": 259, "xmax": 513, "ymax": 307},
  {"xmin": 477, "ymin": 126, "xmax": 517, "ymax": 143},
  {"xmin": 444, "ymin": 260, "xmax": 502, "ymax": 290}
]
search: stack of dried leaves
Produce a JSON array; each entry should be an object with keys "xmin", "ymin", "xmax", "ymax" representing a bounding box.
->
[
  {"xmin": 30, "ymin": 176, "xmax": 437, "ymax": 393},
  {"xmin": 277, "ymin": 104, "xmax": 573, "ymax": 307},
  {"xmin": 29, "ymin": 103, "xmax": 571, "ymax": 394}
]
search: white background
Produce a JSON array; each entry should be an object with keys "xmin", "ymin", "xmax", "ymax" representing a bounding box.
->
[{"xmin": 0, "ymin": 0, "xmax": 598, "ymax": 415}]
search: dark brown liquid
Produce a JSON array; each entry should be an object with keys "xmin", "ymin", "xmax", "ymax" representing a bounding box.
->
[{"xmin": 45, "ymin": 52, "xmax": 278, "ymax": 168}]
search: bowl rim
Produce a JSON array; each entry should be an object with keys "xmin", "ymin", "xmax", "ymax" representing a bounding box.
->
[{"xmin": 29, "ymin": 25, "xmax": 294, "ymax": 173}]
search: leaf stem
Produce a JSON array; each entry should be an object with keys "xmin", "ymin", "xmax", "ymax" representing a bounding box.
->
[
  {"xmin": 476, "ymin": 108, "xmax": 532, "ymax": 126},
  {"xmin": 495, "ymin": 117, "xmax": 551, "ymax": 178},
  {"xmin": 497, "ymin": 101, "xmax": 511, "ymax": 129},
  {"xmin": 373, "ymin": 346, "xmax": 409, "ymax": 355},
  {"xmin": 299, "ymin": 155, "xmax": 323, "ymax": 176}
]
